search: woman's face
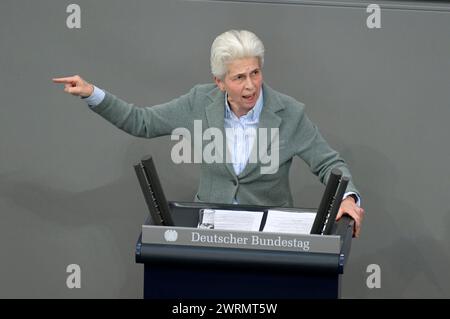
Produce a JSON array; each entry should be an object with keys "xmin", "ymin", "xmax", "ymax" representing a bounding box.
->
[{"xmin": 215, "ymin": 57, "xmax": 263, "ymax": 117}]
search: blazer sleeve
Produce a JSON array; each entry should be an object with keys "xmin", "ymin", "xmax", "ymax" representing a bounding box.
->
[
  {"xmin": 295, "ymin": 110, "xmax": 360, "ymax": 196},
  {"xmin": 90, "ymin": 86, "xmax": 197, "ymax": 138}
]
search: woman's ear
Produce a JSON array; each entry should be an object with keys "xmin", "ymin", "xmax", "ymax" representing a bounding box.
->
[{"xmin": 214, "ymin": 76, "xmax": 225, "ymax": 91}]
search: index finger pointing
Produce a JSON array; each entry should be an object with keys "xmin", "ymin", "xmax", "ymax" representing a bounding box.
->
[{"xmin": 52, "ymin": 77, "xmax": 77, "ymax": 83}]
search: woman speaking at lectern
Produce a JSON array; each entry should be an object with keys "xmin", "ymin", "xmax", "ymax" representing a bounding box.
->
[{"xmin": 53, "ymin": 30, "xmax": 364, "ymax": 236}]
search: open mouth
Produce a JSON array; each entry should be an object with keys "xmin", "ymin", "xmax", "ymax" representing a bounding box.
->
[{"xmin": 242, "ymin": 92, "xmax": 256, "ymax": 101}]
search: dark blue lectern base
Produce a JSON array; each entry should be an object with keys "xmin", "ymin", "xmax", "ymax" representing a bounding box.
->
[{"xmin": 144, "ymin": 265, "xmax": 339, "ymax": 299}]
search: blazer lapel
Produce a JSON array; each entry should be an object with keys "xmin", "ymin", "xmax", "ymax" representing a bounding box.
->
[{"xmin": 205, "ymin": 89, "xmax": 237, "ymax": 179}]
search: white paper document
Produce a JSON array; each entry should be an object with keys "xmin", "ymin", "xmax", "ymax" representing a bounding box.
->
[
  {"xmin": 263, "ymin": 210, "xmax": 316, "ymax": 234},
  {"xmin": 210, "ymin": 210, "xmax": 264, "ymax": 232},
  {"xmin": 198, "ymin": 208, "xmax": 317, "ymax": 234}
]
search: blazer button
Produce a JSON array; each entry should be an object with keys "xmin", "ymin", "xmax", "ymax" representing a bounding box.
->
[{"xmin": 232, "ymin": 180, "xmax": 238, "ymax": 186}]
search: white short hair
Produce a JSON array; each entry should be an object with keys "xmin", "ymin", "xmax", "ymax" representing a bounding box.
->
[{"xmin": 210, "ymin": 30, "xmax": 265, "ymax": 79}]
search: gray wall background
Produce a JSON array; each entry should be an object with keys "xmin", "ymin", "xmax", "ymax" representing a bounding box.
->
[{"xmin": 1, "ymin": 0, "xmax": 450, "ymax": 298}]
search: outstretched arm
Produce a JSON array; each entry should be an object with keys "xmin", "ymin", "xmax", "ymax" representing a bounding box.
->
[{"xmin": 53, "ymin": 74, "xmax": 196, "ymax": 138}]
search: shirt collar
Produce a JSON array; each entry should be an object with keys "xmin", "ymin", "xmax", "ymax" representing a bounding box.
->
[{"xmin": 224, "ymin": 87, "xmax": 264, "ymax": 122}]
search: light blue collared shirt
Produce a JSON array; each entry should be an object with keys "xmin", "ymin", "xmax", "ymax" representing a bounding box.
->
[
  {"xmin": 84, "ymin": 86, "xmax": 360, "ymax": 206},
  {"xmin": 224, "ymin": 91, "xmax": 264, "ymax": 176}
]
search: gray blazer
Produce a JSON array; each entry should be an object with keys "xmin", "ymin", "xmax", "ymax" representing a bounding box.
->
[{"xmin": 91, "ymin": 83, "xmax": 359, "ymax": 206}]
